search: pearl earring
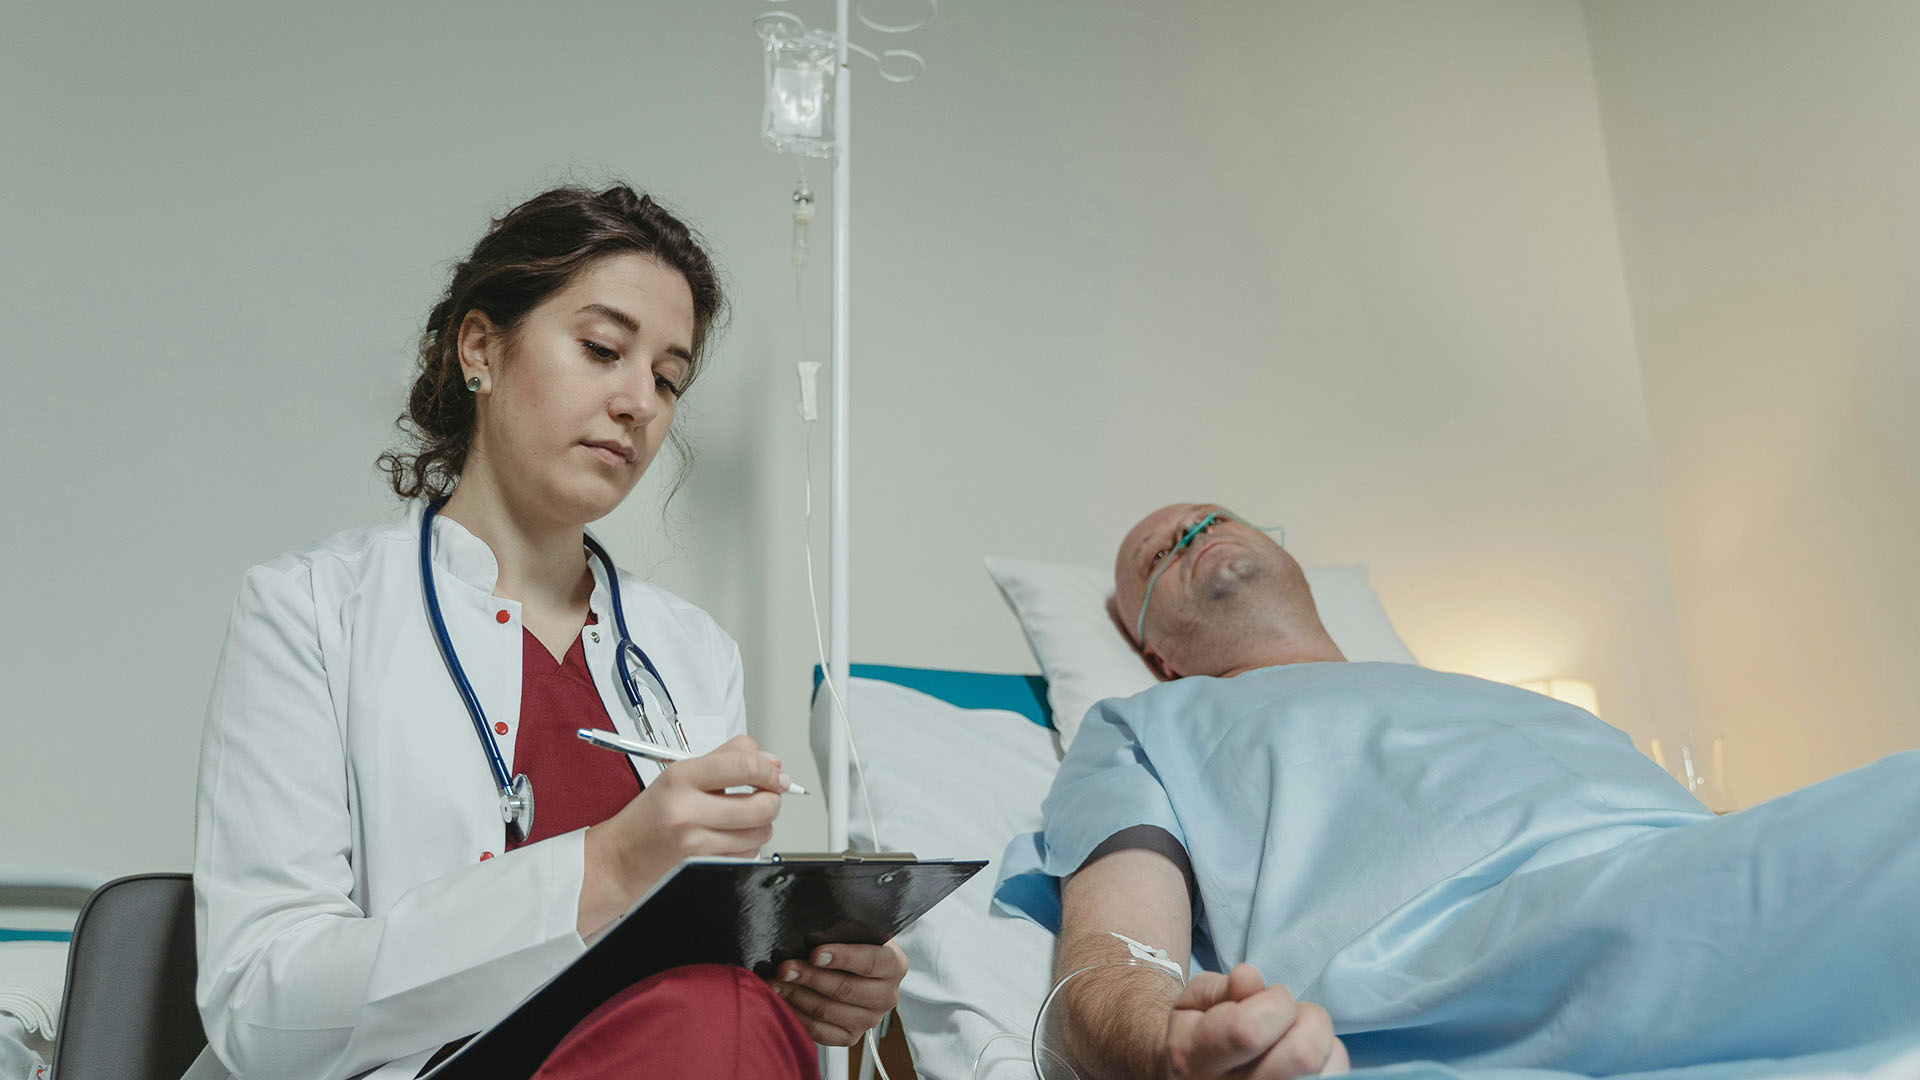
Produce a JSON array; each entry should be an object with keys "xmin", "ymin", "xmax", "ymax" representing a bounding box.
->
[{"xmin": 466, "ymin": 376, "xmax": 482, "ymax": 392}]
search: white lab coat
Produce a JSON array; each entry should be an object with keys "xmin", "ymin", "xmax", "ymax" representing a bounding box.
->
[{"xmin": 185, "ymin": 503, "xmax": 746, "ymax": 1080}]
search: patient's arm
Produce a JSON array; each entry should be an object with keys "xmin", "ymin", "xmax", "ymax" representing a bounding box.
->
[
  {"xmin": 1057, "ymin": 847, "xmax": 1348, "ymax": 1079},
  {"xmin": 1054, "ymin": 846, "xmax": 1195, "ymax": 1077}
]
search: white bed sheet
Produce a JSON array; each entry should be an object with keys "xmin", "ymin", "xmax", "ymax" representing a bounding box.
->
[{"xmin": 810, "ymin": 678, "xmax": 1059, "ymax": 1080}]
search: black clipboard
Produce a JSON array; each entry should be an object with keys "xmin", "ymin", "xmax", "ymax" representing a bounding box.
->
[{"xmin": 424, "ymin": 854, "xmax": 985, "ymax": 1078}]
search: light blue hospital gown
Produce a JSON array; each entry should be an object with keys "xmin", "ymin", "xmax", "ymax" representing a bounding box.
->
[{"xmin": 994, "ymin": 662, "xmax": 1920, "ymax": 1074}]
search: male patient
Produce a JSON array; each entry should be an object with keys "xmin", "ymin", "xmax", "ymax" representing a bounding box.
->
[{"xmin": 993, "ymin": 503, "xmax": 1920, "ymax": 1080}]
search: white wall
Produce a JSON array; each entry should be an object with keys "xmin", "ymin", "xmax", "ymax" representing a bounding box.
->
[
  {"xmin": 1584, "ymin": 0, "xmax": 1920, "ymax": 806},
  {"xmin": 4, "ymin": 0, "xmax": 1694, "ymax": 876},
  {"xmin": 840, "ymin": 0, "xmax": 1693, "ymax": 762}
]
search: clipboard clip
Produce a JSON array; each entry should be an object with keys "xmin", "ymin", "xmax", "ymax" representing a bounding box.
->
[{"xmin": 772, "ymin": 851, "xmax": 918, "ymax": 863}]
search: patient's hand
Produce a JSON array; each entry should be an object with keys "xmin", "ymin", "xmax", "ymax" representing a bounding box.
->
[
  {"xmin": 1165, "ymin": 963, "xmax": 1349, "ymax": 1079},
  {"xmin": 770, "ymin": 940, "xmax": 909, "ymax": 1047}
]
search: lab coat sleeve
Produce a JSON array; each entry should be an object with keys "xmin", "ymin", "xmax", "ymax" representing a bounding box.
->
[
  {"xmin": 717, "ymin": 626, "xmax": 748, "ymax": 741},
  {"xmin": 194, "ymin": 564, "xmax": 587, "ymax": 1080}
]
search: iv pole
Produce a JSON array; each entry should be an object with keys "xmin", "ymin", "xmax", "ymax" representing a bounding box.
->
[
  {"xmin": 756, "ymin": 0, "xmax": 930, "ymax": 891},
  {"xmin": 756, "ymin": 6, "xmax": 928, "ymax": 1076},
  {"xmin": 826, "ymin": 0, "xmax": 852, "ymax": 916}
]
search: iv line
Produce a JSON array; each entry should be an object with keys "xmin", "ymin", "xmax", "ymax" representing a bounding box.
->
[
  {"xmin": 789, "ymin": 178, "xmax": 883, "ymax": 854},
  {"xmin": 791, "ymin": 176, "xmax": 893, "ymax": 1080}
]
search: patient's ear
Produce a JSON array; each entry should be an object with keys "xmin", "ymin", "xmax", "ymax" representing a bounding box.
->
[
  {"xmin": 1143, "ymin": 650, "xmax": 1179, "ymax": 681},
  {"xmin": 1106, "ymin": 593, "xmax": 1178, "ymax": 681}
]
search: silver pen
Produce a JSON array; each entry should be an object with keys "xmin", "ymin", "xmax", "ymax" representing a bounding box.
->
[{"xmin": 575, "ymin": 727, "xmax": 808, "ymax": 795}]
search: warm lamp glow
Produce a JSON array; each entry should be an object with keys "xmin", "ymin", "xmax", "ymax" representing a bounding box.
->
[
  {"xmin": 1514, "ymin": 677, "xmax": 1599, "ymax": 717},
  {"xmin": 1515, "ymin": 678, "xmax": 1735, "ymax": 810}
]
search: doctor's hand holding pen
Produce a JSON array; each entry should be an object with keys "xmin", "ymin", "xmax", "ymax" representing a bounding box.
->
[
  {"xmin": 575, "ymin": 733, "xmax": 909, "ymax": 1047},
  {"xmin": 577, "ymin": 734, "xmax": 788, "ymax": 935}
]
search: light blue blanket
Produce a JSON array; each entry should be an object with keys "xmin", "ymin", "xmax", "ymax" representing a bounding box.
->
[{"xmin": 995, "ymin": 662, "xmax": 1920, "ymax": 1077}]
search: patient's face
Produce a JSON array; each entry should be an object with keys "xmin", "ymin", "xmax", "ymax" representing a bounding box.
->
[{"xmin": 1117, "ymin": 503, "xmax": 1287, "ymax": 663}]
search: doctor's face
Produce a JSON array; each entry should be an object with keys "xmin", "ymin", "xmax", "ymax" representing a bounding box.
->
[{"xmin": 460, "ymin": 252, "xmax": 695, "ymax": 526}]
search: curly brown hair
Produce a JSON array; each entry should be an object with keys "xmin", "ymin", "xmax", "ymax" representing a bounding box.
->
[{"xmin": 378, "ymin": 184, "xmax": 727, "ymax": 501}]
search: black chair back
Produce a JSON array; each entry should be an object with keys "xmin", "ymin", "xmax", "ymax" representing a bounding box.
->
[{"xmin": 52, "ymin": 873, "xmax": 207, "ymax": 1080}]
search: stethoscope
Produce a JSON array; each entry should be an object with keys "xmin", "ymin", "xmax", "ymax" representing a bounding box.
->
[{"xmin": 419, "ymin": 499, "xmax": 689, "ymax": 843}]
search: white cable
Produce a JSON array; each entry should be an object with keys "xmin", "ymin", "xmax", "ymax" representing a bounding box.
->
[
  {"xmin": 794, "ymin": 252, "xmax": 884, "ymax": 852},
  {"xmin": 791, "ymin": 170, "xmax": 893, "ymax": 1079},
  {"xmin": 969, "ymin": 1031, "xmax": 1028, "ymax": 1080},
  {"xmin": 865, "ymin": 1027, "xmax": 894, "ymax": 1080},
  {"xmin": 803, "ymin": 421, "xmax": 883, "ymax": 850}
]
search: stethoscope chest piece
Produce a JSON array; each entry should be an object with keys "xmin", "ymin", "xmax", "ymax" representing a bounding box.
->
[{"xmin": 501, "ymin": 773, "xmax": 534, "ymax": 843}]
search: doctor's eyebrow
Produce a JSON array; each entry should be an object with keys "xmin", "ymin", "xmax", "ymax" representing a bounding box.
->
[
  {"xmin": 576, "ymin": 303, "xmax": 640, "ymax": 334},
  {"xmin": 575, "ymin": 303, "xmax": 694, "ymax": 362}
]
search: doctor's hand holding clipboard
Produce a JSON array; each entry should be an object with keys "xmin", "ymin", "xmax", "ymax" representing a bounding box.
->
[
  {"xmin": 575, "ymin": 733, "xmax": 912, "ymax": 1049},
  {"xmin": 187, "ymin": 185, "xmax": 904, "ymax": 1080}
]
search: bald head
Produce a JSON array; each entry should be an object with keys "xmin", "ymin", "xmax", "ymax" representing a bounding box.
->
[{"xmin": 1116, "ymin": 503, "xmax": 1345, "ymax": 679}]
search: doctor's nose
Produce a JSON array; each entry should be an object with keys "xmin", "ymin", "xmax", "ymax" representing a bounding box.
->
[{"xmin": 609, "ymin": 376, "xmax": 665, "ymax": 427}]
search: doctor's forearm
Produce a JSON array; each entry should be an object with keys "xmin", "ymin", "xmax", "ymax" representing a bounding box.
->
[
  {"xmin": 578, "ymin": 814, "xmax": 689, "ymax": 937},
  {"xmin": 580, "ymin": 823, "xmax": 642, "ymax": 937}
]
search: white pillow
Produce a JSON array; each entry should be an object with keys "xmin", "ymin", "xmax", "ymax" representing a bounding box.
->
[
  {"xmin": 809, "ymin": 678, "xmax": 1061, "ymax": 1080},
  {"xmin": 983, "ymin": 557, "xmax": 1418, "ymax": 745}
]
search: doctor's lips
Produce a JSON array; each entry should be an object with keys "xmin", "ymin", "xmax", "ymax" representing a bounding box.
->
[{"xmin": 582, "ymin": 439, "xmax": 637, "ymax": 465}]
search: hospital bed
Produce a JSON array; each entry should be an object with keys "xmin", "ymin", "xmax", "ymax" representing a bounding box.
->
[
  {"xmin": 806, "ymin": 557, "xmax": 1920, "ymax": 1080},
  {"xmin": 1, "ymin": 867, "xmax": 105, "ymax": 1078}
]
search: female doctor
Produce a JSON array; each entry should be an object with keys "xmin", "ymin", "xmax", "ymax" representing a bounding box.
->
[{"xmin": 188, "ymin": 185, "xmax": 905, "ymax": 1080}]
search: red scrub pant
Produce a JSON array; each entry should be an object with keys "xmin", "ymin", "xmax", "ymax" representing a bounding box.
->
[{"xmin": 531, "ymin": 965, "xmax": 819, "ymax": 1079}]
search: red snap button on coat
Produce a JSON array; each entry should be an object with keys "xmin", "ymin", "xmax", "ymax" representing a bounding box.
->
[
  {"xmin": 494, "ymin": 721, "xmax": 509, "ymax": 736},
  {"xmin": 496, "ymin": 610, "xmax": 511, "ymax": 624},
  {"xmin": 479, "ymin": 851, "xmax": 495, "ymax": 861}
]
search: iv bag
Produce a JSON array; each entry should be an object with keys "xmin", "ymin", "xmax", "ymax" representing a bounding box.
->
[{"xmin": 760, "ymin": 21, "xmax": 838, "ymax": 158}]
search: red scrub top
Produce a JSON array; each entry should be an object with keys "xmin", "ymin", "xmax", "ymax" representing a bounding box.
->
[
  {"xmin": 424, "ymin": 621, "xmax": 816, "ymax": 1080},
  {"xmin": 505, "ymin": 616, "xmax": 642, "ymax": 852}
]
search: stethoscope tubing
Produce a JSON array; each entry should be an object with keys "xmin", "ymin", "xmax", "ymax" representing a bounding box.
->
[
  {"xmin": 581, "ymin": 533, "xmax": 680, "ymax": 719},
  {"xmin": 420, "ymin": 499, "xmax": 516, "ymax": 796},
  {"xmin": 421, "ymin": 500, "xmax": 686, "ymax": 832}
]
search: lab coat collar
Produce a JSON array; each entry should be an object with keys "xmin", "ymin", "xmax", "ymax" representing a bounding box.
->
[
  {"xmin": 419, "ymin": 500, "xmax": 502, "ymax": 593},
  {"xmin": 416, "ymin": 500, "xmax": 616, "ymax": 606},
  {"xmin": 583, "ymin": 528, "xmax": 614, "ymax": 623}
]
